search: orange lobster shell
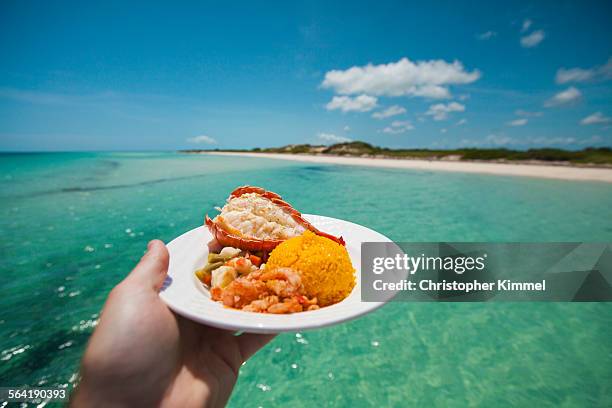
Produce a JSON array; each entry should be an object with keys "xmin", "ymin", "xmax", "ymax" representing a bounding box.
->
[{"xmin": 205, "ymin": 186, "xmax": 345, "ymax": 253}]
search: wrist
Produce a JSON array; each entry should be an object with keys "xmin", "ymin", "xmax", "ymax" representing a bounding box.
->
[{"xmin": 70, "ymin": 379, "xmax": 132, "ymax": 408}]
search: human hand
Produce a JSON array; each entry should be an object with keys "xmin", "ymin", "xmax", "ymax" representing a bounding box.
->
[{"xmin": 71, "ymin": 240, "xmax": 274, "ymax": 407}]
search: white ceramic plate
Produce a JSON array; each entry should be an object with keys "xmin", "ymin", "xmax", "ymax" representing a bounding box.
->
[{"xmin": 160, "ymin": 214, "xmax": 393, "ymax": 333}]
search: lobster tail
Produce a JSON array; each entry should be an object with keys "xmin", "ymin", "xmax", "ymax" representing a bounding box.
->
[{"xmin": 205, "ymin": 186, "xmax": 345, "ymax": 253}]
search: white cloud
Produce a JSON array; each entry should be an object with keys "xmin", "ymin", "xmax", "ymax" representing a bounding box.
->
[
  {"xmin": 321, "ymin": 57, "xmax": 480, "ymax": 99},
  {"xmin": 440, "ymin": 128, "xmax": 448, "ymax": 133},
  {"xmin": 555, "ymin": 57, "xmax": 612, "ymax": 84},
  {"xmin": 317, "ymin": 132, "xmax": 352, "ymax": 144},
  {"xmin": 459, "ymin": 134, "xmax": 530, "ymax": 147},
  {"xmin": 187, "ymin": 135, "xmax": 217, "ymax": 144},
  {"xmin": 325, "ymin": 94, "xmax": 378, "ymax": 112},
  {"xmin": 580, "ymin": 112, "xmax": 611, "ymax": 125},
  {"xmin": 343, "ymin": 125, "xmax": 350, "ymax": 131},
  {"xmin": 515, "ymin": 109, "xmax": 543, "ymax": 117},
  {"xmin": 521, "ymin": 19, "xmax": 532, "ymax": 33},
  {"xmin": 507, "ymin": 118, "xmax": 528, "ymax": 126},
  {"xmin": 461, "ymin": 134, "xmax": 606, "ymax": 148},
  {"xmin": 425, "ymin": 102, "xmax": 465, "ymax": 121},
  {"xmin": 372, "ymin": 105, "xmax": 406, "ymax": 119},
  {"xmin": 579, "ymin": 135, "xmax": 603, "ymax": 145},
  {"xmin": 520, "ymin": 30, "xmax": 545, "ymax": 48},
  {"xmin": 477, "ymin": 31, "xmax": 497, "ymax": 40},
  {"xmin": 528, "ymin": 136, "xmax": 580, "ymax": 146},
  {"xmin": 391, "ymin": 120, "xmax": 413, "ymax": 128},
  {"xmin": 0, "ymin": 87, "xmax": 119, "ymax": 105},
  {"xmin": 556, "ymin": 68, "xmax": 593, "ymax": 84},
  {"xmin": 0, "ymin": 88, "xmax": 74, "ymax": 105},
  {"xmin": 486, "ymin": 134, "xmax": 514, "ymax": 146},
  {"xmin": 382, "ymin": 120, "xmax": 414, "ymax": 134},
  {"xmin": 456, "ymin": 118, "xmax": 467, "ymax": 126},
  {"xmin": 544, "ymin": 87, "xmax": 582, "ymax": 107}
]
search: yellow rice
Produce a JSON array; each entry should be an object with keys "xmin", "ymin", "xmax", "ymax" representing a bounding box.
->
[{"xmin": 266, "ymin": 231, "xmax": 355, "ymax": 306}]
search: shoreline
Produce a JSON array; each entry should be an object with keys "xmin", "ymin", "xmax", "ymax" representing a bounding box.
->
[{"xmin": 200, "ymin": 152, "xmax": 612, "ymax": 183}]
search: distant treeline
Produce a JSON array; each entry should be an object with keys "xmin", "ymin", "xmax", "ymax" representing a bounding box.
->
[{"xmin": 182, "ymin": 141, "xmax": 612, "ymax": 165}]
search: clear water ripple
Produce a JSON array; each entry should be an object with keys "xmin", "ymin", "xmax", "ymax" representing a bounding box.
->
[{"xmin": 0, "ymin": 152, "xmax": 610, "ymax": 407}]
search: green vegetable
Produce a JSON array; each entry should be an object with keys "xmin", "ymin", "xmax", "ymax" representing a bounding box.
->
[
  {"xmin": 195, "ymin": 268, "xmax": 211, "ymax": 284},
  {"xmin": 207, "ymin": 254, "xmax": 227, "ymax": 264},
  {"xmin": 203, "ymin": 261, "xmax": 224, "ymax": 273}
]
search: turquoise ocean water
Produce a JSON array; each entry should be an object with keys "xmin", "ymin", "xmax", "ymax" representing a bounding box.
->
[{"xmin": 0, "ymin": 152, "xmax": 611, "ymax": 407}]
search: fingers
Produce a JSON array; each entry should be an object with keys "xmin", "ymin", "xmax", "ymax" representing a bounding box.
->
[
  {"xmin": 235, "ymin": 333, "xmax": 276, "ymax": 362},
  {"xmin": 126, "ymin": 240, "xmax": 170, "ymax": 291}
]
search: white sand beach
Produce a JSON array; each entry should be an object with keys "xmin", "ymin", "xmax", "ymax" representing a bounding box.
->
[{"xmin": 205, "ymin": 152, "xmax": 612, "ymax": 183}]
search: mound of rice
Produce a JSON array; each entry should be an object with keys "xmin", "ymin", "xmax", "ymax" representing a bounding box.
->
[{"xmin": 266, "ymin": 231, "xmax": 355, "ymax": 306}]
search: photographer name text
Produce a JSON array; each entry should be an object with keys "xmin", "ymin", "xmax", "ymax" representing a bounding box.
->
[
  {"xmin": 371, "ymin": 254, "xmax": 546, "ymax": 293},
  {"xmin": 373, "ymin": 279, "xmax": 546, "ymax": 293}
]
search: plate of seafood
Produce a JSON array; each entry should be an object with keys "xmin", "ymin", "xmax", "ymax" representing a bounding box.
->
[{"xmin": 159, "ymin": 186, "xmax": 393, "ymax": 333}]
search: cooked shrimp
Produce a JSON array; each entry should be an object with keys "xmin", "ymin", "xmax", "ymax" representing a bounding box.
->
[
  {"xmin": 260, "ymin": 267, "xmax": 303, "ymax": 297},
  {"xmin": 242, "ymin": 295, "xmax": 279, "ymax": 313},
  {"xmin": 211, "ymin": 265, "xmax": 320, "ymax": 314},
  {"xmin": 267, "ymin": 298, "xmax": 303, "ymax": 314},
  {"xmin": 260, "ymin": 267, "xmax": 302, "ymax": 287},
  {"xmin": 225, "ymin": 256, "xmax": 256, "ymax": 275},
  {"xmin": 214, "ymin": 278, "xmax": 265, "ymax": 308}
]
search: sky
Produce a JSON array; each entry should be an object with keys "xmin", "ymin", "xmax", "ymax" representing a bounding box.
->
[{"xmin": 0, "ymin": 0, "xmax": 611, "ymax": 151}]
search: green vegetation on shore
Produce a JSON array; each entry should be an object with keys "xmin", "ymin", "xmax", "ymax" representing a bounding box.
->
[{"xmin": 182, "ymin": 141, "xmax": 612, "ymax": 166}]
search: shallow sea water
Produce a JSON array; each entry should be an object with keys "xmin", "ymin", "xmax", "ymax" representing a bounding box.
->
[{"xmin": 0, "ymin": 152, "xmax": 611, "ymax": 407}]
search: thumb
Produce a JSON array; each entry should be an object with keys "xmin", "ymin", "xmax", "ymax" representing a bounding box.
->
[{"xmin": 125, "ymin": 240, "xmax": 170, "ymax": 291}]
